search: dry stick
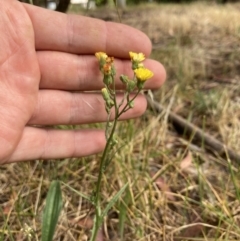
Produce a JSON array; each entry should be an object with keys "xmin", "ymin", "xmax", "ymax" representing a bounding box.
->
[{"xmin": 146, "ymin": 96, "xmax": 240, "ymax": 163}]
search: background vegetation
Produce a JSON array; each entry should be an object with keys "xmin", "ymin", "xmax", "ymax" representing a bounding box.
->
[{"xmin": 1, "ymin": 1, "xmax": 240, "ymax": 240}]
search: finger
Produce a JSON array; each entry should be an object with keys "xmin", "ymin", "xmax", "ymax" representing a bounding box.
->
[
  {"xmin": 23, "ymin": 3, "xmax": 152, "ymax": 57},
  {"xmin": 38, "ymin": 51, "xmax": 166, "ymax": 91},
  {"xmin": 29, "ymin": 91, "xmax": 147, "ymax": 125},
  {"xmin": 7, "ymin": 127, "xmax": 105, "ymax": 163}
]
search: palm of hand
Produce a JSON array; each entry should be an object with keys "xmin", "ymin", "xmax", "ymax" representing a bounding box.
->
[{"xmin": 0, "ymin": 1, "xmax": 40, "ymax": 162}]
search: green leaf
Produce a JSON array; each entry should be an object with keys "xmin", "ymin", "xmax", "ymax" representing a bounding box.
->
[
  {"xmin": 102, "ymin": 183, "xmax": 128, "ymax": 218},
  {"xmin": 61, "ymin": 181, "xmax": 93, "ymax": 204},
  {"xmin": 41, "ymin": 180, "xmax": 63, "ymax": 241},
  {"xmin": 119, "ymin": 185, "xmax": 132, "ymax": 240}
]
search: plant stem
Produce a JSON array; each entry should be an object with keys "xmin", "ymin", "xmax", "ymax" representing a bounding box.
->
[
  {"xmin": 118, "ymin": 89, "xmax": 141, "ymax": 117},
  {"xmin": 95, "ymin": 117, "xmax": 118, "ymax": 203},
  {"xmin": 91, "ymin": 78, "xmax": 141, "ymax": 241},
  {"xmin": 90, "ymin": 76, "xmax": 119, "ymax": 241}
]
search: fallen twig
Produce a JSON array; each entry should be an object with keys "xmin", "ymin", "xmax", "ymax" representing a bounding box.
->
[{"xmin": 147, "ymin": 96, "xmax": 240, "ymax": 163}]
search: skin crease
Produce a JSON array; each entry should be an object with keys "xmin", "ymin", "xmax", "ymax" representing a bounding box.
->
[{"xmin": 0, "ymin": 0, "xmax": 166, "ymax": 164}]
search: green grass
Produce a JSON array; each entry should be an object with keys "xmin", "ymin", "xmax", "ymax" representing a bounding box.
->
[{"xmin": 2, "ymin": 2, "xmax": 240, "ymax": 240}]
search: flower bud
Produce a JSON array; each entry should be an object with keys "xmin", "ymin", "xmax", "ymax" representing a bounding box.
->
[
  {"xmin": 120, "ymin": 75, "xmax": 129, "ymax": 84},
  {"xmin": 106, "ymin": 99, "xmax": 114, "ymax": 108},
  {"xmin": 128, "ymin": 100, "xmax": 134, "ymax": 108},
  {"xmin": 103, "ymin": 75, "xmax": 113, "ymax": 85},
  {"xmin": 101, "ymin": 88, "xmax": 111, "ymax": 102},
  {"xmin": 127, "ymin": 80, "xmax": 136, "ymax": 92},
  {"xmin": 103, "ymin": 64, "xmax": 112, "ymax": 75}
]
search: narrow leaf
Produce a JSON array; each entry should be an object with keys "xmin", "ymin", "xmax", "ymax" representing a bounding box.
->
[
  {"xmin": 119, "ymin": 185, "xmax": 132, "ymax": 240},
  {"xmin": 61, "ymin": 181, "xmax": 93, "ymax": 204},
  {"xmin": 41, "ymin": 180, "xmax": 63, "ymax": 241},
  {"xmin": 102, "ymin": 183, "xmax": 128, "ymax": 218}
]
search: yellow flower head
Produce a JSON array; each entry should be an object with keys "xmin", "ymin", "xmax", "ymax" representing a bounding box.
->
[
  {"xmin": 134, "ymin": 68, "xmax": 154, "ymax": 82},
  {"xmin": 129, "ymin": 52, "xmax": 145, "ymax": 62},
  {"xmin": 95, "ymin": 52, "xmax": 108, "ymax": 61}
]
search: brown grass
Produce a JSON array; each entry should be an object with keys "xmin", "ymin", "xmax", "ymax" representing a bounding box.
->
[{"xmin": 1, "ymin": 2, "xmax": 240, "ymax": 241}]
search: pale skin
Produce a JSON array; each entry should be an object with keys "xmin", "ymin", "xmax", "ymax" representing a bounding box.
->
[{"xmin": 0, "ymin": 0, "xmax": 166, "ymax": 164}]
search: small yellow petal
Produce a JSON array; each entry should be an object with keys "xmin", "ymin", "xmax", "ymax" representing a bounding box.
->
[
  {"xmin": 129, "ymin": 51, "xmax": 136, "ymax": 59},
  {"xmin": 134, "ymin": 68, "xmax": 154, "ymax": 82},
  {"xmin": 95, "ymin": 52, "xmax": 108, "ymax": 61},
  {"xmin": 129, "ymin": 52, "xmax": 145, "ymax": 62}
]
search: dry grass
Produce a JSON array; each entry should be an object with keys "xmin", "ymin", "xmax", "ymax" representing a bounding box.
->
[{"xmin": 1, "ymin": 2, "xmax": 240, "ymax": 241}]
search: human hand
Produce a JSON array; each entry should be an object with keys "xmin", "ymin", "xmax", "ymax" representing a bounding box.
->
[{"xmin": 0, "ymin": 0, "xmax": 166, "ymax": 164}]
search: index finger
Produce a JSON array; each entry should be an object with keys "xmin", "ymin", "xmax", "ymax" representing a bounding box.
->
[{"xmin": 23, "ymin": 3, "xmax": 152, "ymax": 58}]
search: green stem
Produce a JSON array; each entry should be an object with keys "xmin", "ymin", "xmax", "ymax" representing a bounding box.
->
[
  {"xmin": 90, "ymin": 118, "xmax": 118, "ymax": 241},
  {"xmin": 91, "ymin": 77, "xmax": 141, "ymax": 241},
  {"xmin": 94, "ymin": 116, "xmax": 118, "ymax": 205},
  {"xmin": 90, "ymin": 74, "xmax": 119, "ymax": 241},
  {"xmin": 105, "ymin": 112, "xmax": 112, "ymax": 140},
  {"xmin": 89, "ymin": 206, "xmax": 101, "ymax": 241},
  {"xmin": 118, "ymin": 89, "xmax": 141, "ymax": 117}
]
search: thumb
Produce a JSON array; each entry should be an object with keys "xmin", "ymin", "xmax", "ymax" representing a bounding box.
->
[{"xmin": 0, "ymin": 0, "xmax": 39, "ymax": 162}]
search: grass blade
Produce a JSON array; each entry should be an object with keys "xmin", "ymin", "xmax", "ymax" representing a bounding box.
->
[
  {"xmin": 119, "ymin": 185, "xmax": 132, "ymax": 240},
  {"xmin": 102, "ymin": 183, "xmax": 128, "ymax": 218},
  {"xmin": 61, "ymin": 181, "xmax": 93, "ymax": 204}
]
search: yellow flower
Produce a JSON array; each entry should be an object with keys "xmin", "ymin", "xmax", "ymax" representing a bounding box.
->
[
  {"xmin": 134, "ymin": 68, "xmax": 154, "ymax": 82},
  {"xmin": 95, "ymin": 52, "xmax": 108, "ymax": 61},
  {"xmin": 129, "ymin": 52, "xmax": 145, "ymax": 62}
]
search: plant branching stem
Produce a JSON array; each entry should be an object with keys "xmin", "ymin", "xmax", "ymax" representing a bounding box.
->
[
  {"xmin": 94, "ymin": 111, "xmax": 118, "ymax": 206},
  {"xmin": 90, "ymin": 75, "xmax": 119, "ymax": 241},
  {"xmin": 90, "ymin": 79, "xmax": 142, "ymax": 241},
  {"xmin": 118, "ymin": 89, "xmax": 141, "ymax": 117}
]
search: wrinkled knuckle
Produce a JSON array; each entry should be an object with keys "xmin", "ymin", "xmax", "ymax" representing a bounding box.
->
[
  {"xmin": 66, "ymin": 15, "xmax": 75, "ymax": 50},
  {"xmin": 69, "ymin": 94, "xmax": 79, "ymax": 124}
]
